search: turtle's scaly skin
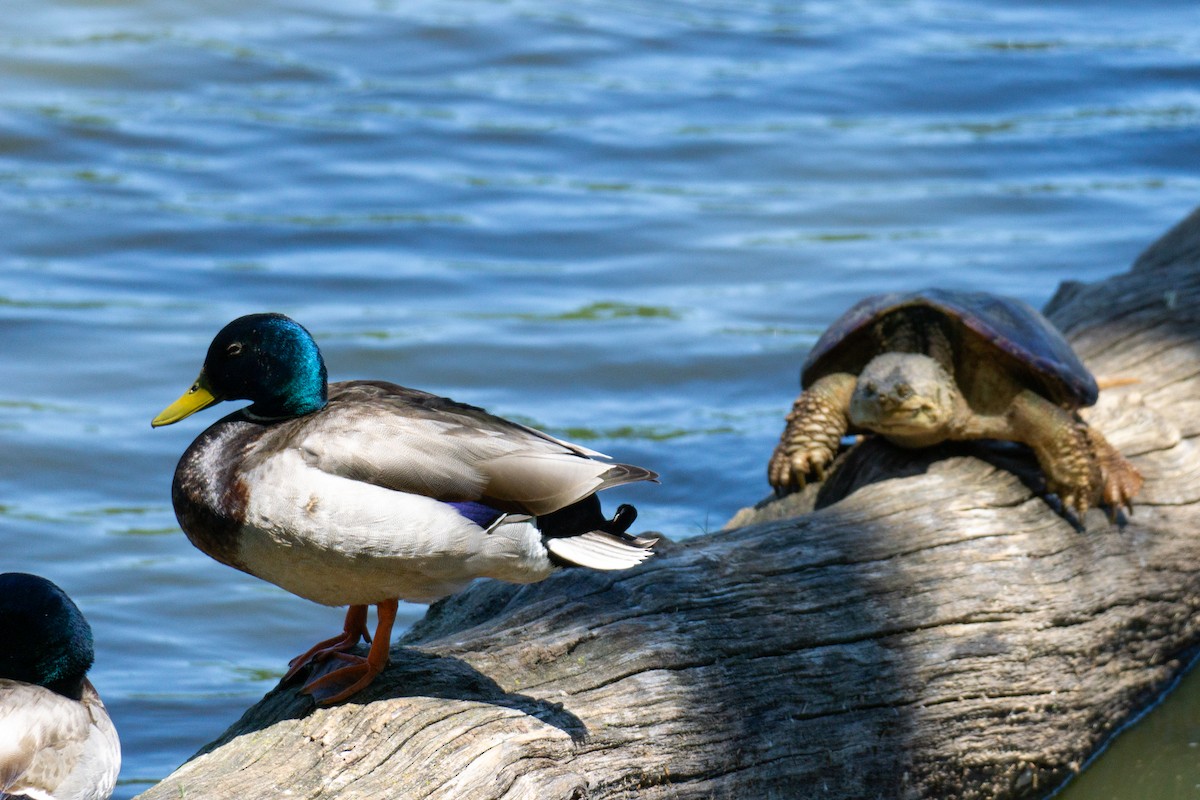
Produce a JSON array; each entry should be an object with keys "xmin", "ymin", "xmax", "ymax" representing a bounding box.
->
[
  {"xmin": 769, "ymin": 290, "xmax": 1143, "ymax": 523},
  {"xmin": 767, "ymin": 373, "xmax": 854, "ymax": 489}
]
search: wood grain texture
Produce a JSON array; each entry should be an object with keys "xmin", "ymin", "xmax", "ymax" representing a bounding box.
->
[{"xmin": 136, "ymin": 208, "xmax": 1200, "ymax": 800}]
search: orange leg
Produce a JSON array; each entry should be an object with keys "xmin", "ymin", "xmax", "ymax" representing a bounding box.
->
[
  {"xmin": 282, "ymin": 604, "xmax": 370, "ymax": 685},
  {"xmin": 301, "ymin": 599, "xmax": 398, "ymax": 706}
]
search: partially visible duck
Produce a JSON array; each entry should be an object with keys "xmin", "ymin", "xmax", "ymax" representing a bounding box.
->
[
  {"xmin": 152, "ymin": 313, "xmax": 657, "ymax": 705},
  {"xmin": 0, "ymin": 573, "xmax": 120, "ymax": 800}
]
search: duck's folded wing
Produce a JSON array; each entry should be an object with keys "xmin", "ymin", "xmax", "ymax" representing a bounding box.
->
[{"xmin": 288, "ymin": 381, "xmax": 656, "ymax": 515}]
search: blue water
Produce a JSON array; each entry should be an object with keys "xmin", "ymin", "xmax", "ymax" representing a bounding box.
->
[{"xmin": 1, "ymin": 1, "xmax": 1198, "ymax": 796}]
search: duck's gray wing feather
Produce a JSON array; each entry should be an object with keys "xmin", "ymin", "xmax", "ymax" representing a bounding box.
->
[
  {"xmin": 0, "ymin": 680, "xmax": 84, "ymax": 796},
  {"xmin": 0, "ymin": 679, "xmax": 118, "ymax": 800},
  {"xmin": 278, "ymin": 381, "xmax": 656, "ymax": 516}
]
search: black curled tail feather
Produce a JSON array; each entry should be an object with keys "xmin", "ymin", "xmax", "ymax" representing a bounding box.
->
[
  {"xmin": 602, "ymin": 503, "xmax": 637, "ymax": 535},
  {"xmin": 539, "ymin": 496, "xmax": 656, "ymax": 570}
]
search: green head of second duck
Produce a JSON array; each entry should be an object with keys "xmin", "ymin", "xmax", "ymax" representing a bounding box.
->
[
  {"xmin": 1, "ymin": 573, "xmax": 121, "ymax": 800},
  {"xmin": 152, "ymin": 313, "xmax": 328, "ymax": 426},
  {"xmin": 0, "ymin": 572, "xmax": 95, "ymax": 701}
]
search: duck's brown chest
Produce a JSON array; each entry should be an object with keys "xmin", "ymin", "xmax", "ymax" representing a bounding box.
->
[{"xmin": 171, "ymin": 419, "xmax": 262, "ymax": 571}]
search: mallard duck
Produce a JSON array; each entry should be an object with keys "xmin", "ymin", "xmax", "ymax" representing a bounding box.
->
[
  {"xmin": 0, "ymin": 573, "xmax": 120, "ymax": 800},
  {"xmin": 152, "ymin": 313, "xmax": 657, "ymax": 705}
]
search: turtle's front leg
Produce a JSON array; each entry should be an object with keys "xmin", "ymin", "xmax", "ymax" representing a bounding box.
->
[{"xmin": 769, "ymin": 372, "xmax": 857, "ymax": 494}]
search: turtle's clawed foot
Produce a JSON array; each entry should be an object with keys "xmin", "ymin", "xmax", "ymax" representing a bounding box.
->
[
  {"xmin": 769, "ymin": 434, "xmax": 838, "ymax": 495},
  {"xmin": 1088, "ymin": 428, "xmax": 1143, "ymax": 523},
  {"xmin": 1053, "ymin": 482, "xmax": 1092, "ymax": 524},
  {"xmin": 768, "ymin": 386, "xmax": 849, "ymax": 494},
  {"xmin": 1045, "ymin": 430, "xmax": 1143, "ymax": 527},
  {"xmin": 1101, "ymin": 468, "xmax": 1143, "ymax": 522}
]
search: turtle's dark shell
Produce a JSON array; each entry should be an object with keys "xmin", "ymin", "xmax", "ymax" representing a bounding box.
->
[{"xmin": 801, "ymin": 289, "xmax": 1099, "ymax": 408}]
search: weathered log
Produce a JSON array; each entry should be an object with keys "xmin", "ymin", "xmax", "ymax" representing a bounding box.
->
[{"xmin": 136, "ymin": 208, "xmax": 1200, "ymax": 800}]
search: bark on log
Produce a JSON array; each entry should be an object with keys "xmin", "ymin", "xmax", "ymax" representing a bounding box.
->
[{"xmin": 136, "ymin": 208, "xmax": 1200, "ymax": 800}]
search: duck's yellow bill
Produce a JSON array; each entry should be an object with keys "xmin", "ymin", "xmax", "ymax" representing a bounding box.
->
[{"xmin": 152, "ymin": 374, "xmax": 218, "ymax": 427}]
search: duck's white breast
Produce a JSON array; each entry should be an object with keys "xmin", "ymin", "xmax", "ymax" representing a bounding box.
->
[{"xmin": 235, "ymin": 449, "xmax": 555, "ymax": 606}]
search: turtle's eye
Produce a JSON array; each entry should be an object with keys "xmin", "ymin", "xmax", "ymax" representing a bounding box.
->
[
  {"xmin": 225, "ymin": 342, "xmax": 243, "ymax": 358},
  {"xmin": 864, "ymin": 382, "xmax": 877, "ymax": 396},
  {"xmin": 896, "ymin": 383, "xmax": 912, "ymax": 399}
]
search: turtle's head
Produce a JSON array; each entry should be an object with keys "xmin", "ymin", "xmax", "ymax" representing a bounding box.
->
[{"xmin": 849, "ymin": 352, "xmax": 962, "ymax": 447}]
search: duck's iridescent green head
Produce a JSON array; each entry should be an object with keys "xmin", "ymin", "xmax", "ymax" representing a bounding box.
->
[
  {"xmin": 153, "ymin": 313, "xmax": 328, "ymax": 426},
  {"xmin": 0, "ymin": 573, "xmax": 94, "ymax": 700}
]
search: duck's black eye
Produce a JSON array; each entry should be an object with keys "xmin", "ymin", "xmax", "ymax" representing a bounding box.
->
[{"xmin": 225, "ymin": 342, "xmax": 243, "ymax": 358}]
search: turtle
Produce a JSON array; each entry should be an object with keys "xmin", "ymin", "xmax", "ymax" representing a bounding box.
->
[{"xmin": 767, "ymin": 288, "xmax": 1143, "ymax": 522}]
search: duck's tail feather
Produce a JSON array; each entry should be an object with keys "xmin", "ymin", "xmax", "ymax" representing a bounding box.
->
[
  {"xmin": 545, "ymin": 529, "xmax": 657, "ymax": 571},
  {"xmin": 542, "ymin": 501, "xmax": 656, "ymax": 570}
]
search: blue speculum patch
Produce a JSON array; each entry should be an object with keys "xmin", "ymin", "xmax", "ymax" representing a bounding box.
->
[{"xmin": 447, "ymin": 501, "xmax": 506, "ymax": 529}]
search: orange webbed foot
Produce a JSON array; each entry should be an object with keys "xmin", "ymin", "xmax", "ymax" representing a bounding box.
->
[
  {"xmin": 298, "ymin": 599, "xmax": 398, "ymax": 706},
  {"xmin": 282, "ymin": 604, "xmax": 371, "ymax": 684},
  {"xmin": 301, "ymin": 652, "xmax": 386, "ymax": 705}
]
